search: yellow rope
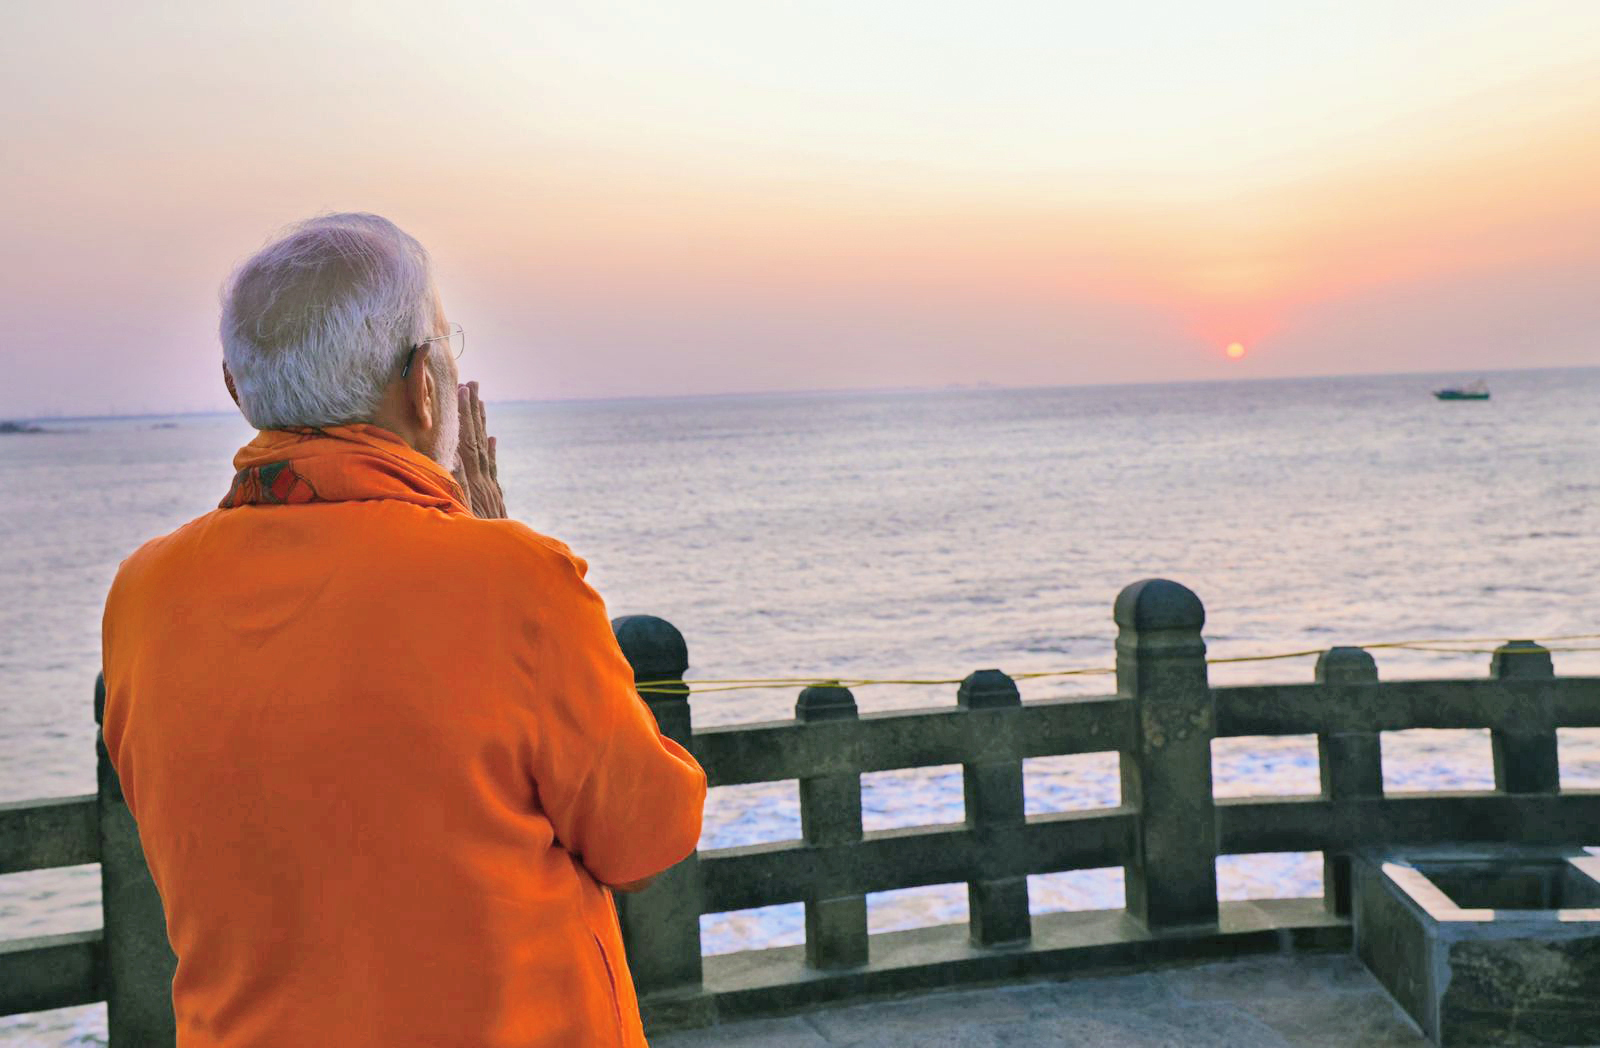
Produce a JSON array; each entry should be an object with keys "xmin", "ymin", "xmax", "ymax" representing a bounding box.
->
[
  {"xmin": 632, "ymin": 632, "xmax": 1600, "ymax": 696},
  {"xmin": 1205, "ymin": 649, "xmax": 1329, "ymax": 665},
  {"xmin": 1010, "ymin": 667, "xmax": 1117, "ymax": 680}
]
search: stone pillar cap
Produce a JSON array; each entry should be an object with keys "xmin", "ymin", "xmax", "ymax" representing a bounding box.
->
[
  {"xmin": 611, "ymin": 615, "xmax": 689, "ymax": 680},
  {"xmin": 1114, "ymin": 578, "xmax": 1205, "ymax": 632}
]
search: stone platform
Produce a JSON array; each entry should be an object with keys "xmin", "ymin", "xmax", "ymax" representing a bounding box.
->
[{"xmin": 652, "ymin": 952, "xmax": 1600, "ymax": 1048}]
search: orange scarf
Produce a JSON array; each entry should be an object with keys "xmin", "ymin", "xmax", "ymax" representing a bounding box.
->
[{"xmin": 219, "ymin": 424, "xmax": 468, "ymax": 514}]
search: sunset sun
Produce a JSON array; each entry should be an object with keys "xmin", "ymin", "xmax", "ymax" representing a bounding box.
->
[{"xmin": 1226, "ymin": 342, "xmax": 1247, "ymax": 360}]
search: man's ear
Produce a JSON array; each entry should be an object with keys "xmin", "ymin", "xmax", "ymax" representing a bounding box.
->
[
  {"xmin": 222, "ymin": 362, "xmax": 241, "ymax": 407},
  {"xmin": 406, "ymin": 344, "xmax": 435, "ymax": 433}
]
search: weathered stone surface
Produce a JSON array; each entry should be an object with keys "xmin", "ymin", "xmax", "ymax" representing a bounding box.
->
[
  {"xmin": 689, "ymin": 696, "xmax": 1137, "ymax": 788},
  {"xmin": 1214, "ymin": 678, "xmax": 1598, "ymax": 736},
  {"xmin": 1315, "ymin": 647, "xmax": 1381, "ymax": 916},
  {"xmin": 97, "ymin": 725, "xmax": 176, "ymax": 1047},
  {"xmin": 1020, "ymin": 969, "xmax": 1178, "ymax": 1014},
  {"xmin": 651, "ymin": 1013, "xmax": 832, "ymax": 1047},
  {"xmin": 619, "ymin": 853, "xmax": 705, "ymax": 993},
  {"xmin": 654, "ymin": 954, "xmax": 1439, "ymax": 1047},
  {"xmin": 0, "ymin": 930, "xmax": 102, "ymax": 1015},
  {"xmin": 804, "ymin": 895, "xmax": 868, "ymax": 971},
  {"xmin": 1355, "ymin": 855, "xmax": 1444, "ymax": 1039},
  {"xmin": 1490, "ymin": 641, "xmax": 1559, "ymax": 795},
  {"xmin": 0, "ymin": 795, "xmax": 98, "ymax": 876},
  {"xmin": 796, "ymin": 685, "xmax": 869, "ymax": 970},
  {"xmin": 611, "ymin": 614, "xmax": 689, "ymax": 683},
  {"xmin": 1441, "ymin": 937, "xmax": 1600, "ymax": 1047},
  {"xmin": 699, "ymin": 808, "xmax": 1134, "ymax": 911},
  {"xmin": 999, "ymin": 1003, "xmax": 1290, "ymax": 1048},
  {"xmin": 959, "ymin": 670, "xmax": 1031, "ymax": 947},
  {"xmin": 967, "ymin": 877, "xmax": 1030, "ymax": 947},
  {"xmin": 612, "ymin": 615, "xmax": 705, "ymax": 994},
  {"xmin": 1114, "ymin": 578, "xmax": 1206, "ymax": 634},
  {"xmin": 1116, "ymin": 578, "xmax": 1218, "ymax": 931},
  {"xmin": 1166, "ymin": 951, "xmax": 1380, "ymax": 1000},
  {"xmin": 1225, "ymin": 991, "xmax": 1428, "ymax": 1048},
  {"xmin": 1169, "ymin": 955, "xmax": 1429, "ymax": 1047},
  {"xmin": 1216, "ymin": 792, "xmax": 1600, "ymax": 856},
  {"xmin": 1493, "ymin": 640, "xmax": 1555, "ymax": 680},
  {"xmin": 801, "ymin": 978, "xmax": 1036, "ymax": 1041},
  {"xmin": 1355, "ymin": 849, "xmax": 1600, "ymax": 1046},
  {"xmin": 677, "ymin": 898, "xmax": 1345, "ymax": 1033}
]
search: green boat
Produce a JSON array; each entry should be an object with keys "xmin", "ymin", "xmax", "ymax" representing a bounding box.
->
[{"xmin": 1433, "ymin": 380, "xmax": 1489, "ymax": 401}]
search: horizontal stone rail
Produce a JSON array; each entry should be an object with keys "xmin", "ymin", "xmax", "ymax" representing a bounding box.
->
[
  {"xmin": 1214, "ymin": 677, "xmax": 1600, "ymax": 735},
  {"xmin": 700, "ymin": 809, "xmax": 1138, "ymax": 911},
  {"xmin": 0, "ymin": 929, "xmax": 103, "ymax": 1016},
  {"xmin": 690, "ymin": 695, "xmax": 1136, "ymax": 785},
  {"xmin": 0, "ymin": 795, "xmax": 98, "ymax": 874},
  {"xmin": 0, "ymin": 795, "xmax": 105, "ymax": 1016},
  {"xmin": 2, "ymin": 579, "xmax": 1596, "ymax": 1043},
  {"xmin": 1217, "ymin": 792, "xmax": 1600, "ymax": 852}
]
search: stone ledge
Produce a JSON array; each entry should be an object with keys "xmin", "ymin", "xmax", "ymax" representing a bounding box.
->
[
  {"xmin": 654, "ymin": 952, "xmax": 1437, "ymax": 1048},
  {"xmin": 643, "ymin": 897, "xmax": 1349, "ymax": 1033}
]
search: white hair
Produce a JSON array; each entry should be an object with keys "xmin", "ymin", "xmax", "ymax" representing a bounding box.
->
[{"xmin": 220, "ymin": 213, "xmax": 440, "ymax": 430}]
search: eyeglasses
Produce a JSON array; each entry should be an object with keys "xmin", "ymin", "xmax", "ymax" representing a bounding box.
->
[{"xmin": 400, "ymin": 322, "xmax": 465, "ymax": 379}]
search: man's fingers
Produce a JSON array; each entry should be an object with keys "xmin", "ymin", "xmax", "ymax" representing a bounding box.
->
[
  {"xmin": 452, "ymin": 468, "xmax": 477, "ymax": 516},
  {"xmin": 456, "ymin": 393, "xmax": 483, "ymax": 481},
  {"xmin": 488, "ymin": 434, "xmax": 503, "ymax": 515},
  {"xmin": 457, "ymin": 384, "xmax": 478, "ymax": 438},
  {"xmin": 450, "ymin": 380, "xmax": 506, "ymax": 519},
  {"xmin": 469, "ymin": 383, "xmax": 491, "ymax": 472}
]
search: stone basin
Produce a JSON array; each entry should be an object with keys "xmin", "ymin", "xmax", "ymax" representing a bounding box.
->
[{"xmin": 1354, "ymin": 847, "xmax": 1600, "ymax": 1047}]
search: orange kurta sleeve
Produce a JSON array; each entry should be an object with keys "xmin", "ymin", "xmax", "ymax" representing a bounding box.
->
[{"xmin": 521, "ymin": 537, "xmax": 707, "ymax": 887}]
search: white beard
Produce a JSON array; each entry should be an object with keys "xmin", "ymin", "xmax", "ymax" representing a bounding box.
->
[{"xmin": 426, "ymin": 358, "xmax": 460, "ymax": 471}]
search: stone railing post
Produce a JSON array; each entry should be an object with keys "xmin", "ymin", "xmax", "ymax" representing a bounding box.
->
[
  {"xmin": 958, "ymin": 669, "xmax": 1030, "ymax": 947},
  {"xmin": 1490, "ymin": 640, "xmax": 1558, "ymax": 794},
  {"xmin": 1315, "ymin": 647, "xmax": 1380, "ymax": 915},
  {"xmin": 94, "ymin": 672, "xmax": 177, "ymax": 1046},
  {"xmin": 610, "ymin": 617, "xmax": 704, "ymax": 1000},
  {"xmin": 795, "ymin": 684, "xmax": 868, "ymax": 969},
  {"xmin": 1115, "ymin": 579, "xmax": 1218, "ymax": 931}
]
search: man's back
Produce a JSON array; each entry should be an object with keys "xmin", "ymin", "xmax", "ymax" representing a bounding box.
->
[{"xmin": 102, "ymin": 425, "xmax": 706, "ymax": 1047}]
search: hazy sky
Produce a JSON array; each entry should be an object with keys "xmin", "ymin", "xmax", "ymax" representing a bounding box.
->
[{"xmin": 3, "ymin": 1, "xmax": 1598, "ymax": 417}]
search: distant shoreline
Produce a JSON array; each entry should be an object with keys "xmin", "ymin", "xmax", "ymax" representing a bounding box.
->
[{"xmin": 9, "ymin": 362, "xmax": 1598, "ymax": 424}]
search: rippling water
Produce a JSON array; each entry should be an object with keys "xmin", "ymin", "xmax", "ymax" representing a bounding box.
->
[{"xmin": 4, "ymin": 368, "xmax": 1599, "ymax": 1044}]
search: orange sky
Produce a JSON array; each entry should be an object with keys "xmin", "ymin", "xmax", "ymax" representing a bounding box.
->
[{"xmin": 2, "ymin": 2, "xmax": 1597, "ymax": 416}]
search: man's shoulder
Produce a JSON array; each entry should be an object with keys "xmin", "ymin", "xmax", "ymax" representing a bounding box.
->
[
  {"xmin": 111, "ymin": 512, "xmax": 219, "ymax": 585},
  {"xmin": 112, "ymin": 507, "xmax": 588, "ymax": 590},
  {"xmin": 451, "ymin": 517, "xmax": 591, "ymax": 581}
]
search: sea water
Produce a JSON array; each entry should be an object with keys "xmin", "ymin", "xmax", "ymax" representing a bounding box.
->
[{"xmin": 3, "ymin": 368, "xmax": 1599, "ymax": 1044}]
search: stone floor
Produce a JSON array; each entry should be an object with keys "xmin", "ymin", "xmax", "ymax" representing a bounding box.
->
[{"xmin": 651, "ymin": 953, "xmax": 1450, "ymax": 1047}]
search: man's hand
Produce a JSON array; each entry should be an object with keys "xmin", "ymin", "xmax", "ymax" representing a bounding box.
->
[{"xmin": 453, "ymin": 380, "xmax": 507, "ymax": 519}]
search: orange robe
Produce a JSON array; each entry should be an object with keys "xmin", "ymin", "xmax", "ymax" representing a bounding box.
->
[{"xmin": 101, "ymin": 424, "xmax": 706, "ymax": 1048}]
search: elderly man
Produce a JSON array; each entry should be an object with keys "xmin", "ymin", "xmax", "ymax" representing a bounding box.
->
[{"xmin": 100, "ymin": 213, "xmax": 706, "ymax": 1048}]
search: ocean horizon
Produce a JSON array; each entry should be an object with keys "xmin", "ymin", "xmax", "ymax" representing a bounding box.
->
[{"xmin": 7, "ymin": 362, "xmax": 1593, "ymax": 427}]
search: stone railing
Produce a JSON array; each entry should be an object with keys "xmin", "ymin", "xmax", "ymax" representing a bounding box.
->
[{"xmin": 3, "ymin": 579, "xmax": 1597, "ymax": 1042}]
